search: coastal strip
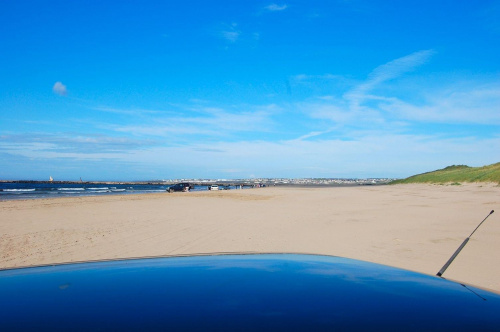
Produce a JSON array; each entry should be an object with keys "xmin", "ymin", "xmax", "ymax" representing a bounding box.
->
[{"xmin": 0, "ymin": 177, "xmax": 394, "ymax": 187}]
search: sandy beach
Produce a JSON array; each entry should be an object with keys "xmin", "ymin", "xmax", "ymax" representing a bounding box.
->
[{"xmin": 1, "ymin": 183, "xmax": 499, "ymax": 292}]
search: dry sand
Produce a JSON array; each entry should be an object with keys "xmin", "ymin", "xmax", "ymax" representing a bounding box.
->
[{"xmin": 1, "ymin": 183, "xmax": 499, "ymax": 292}]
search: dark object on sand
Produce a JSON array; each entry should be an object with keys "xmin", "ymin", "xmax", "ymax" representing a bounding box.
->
[{"xmin": 167, "ymin": 182, "xmax": 192, "ymax": 193}]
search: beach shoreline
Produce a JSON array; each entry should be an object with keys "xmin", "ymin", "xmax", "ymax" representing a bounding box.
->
[{"xmin": 1, "ymin": 183, "xmax": 499, "ymax": 292}]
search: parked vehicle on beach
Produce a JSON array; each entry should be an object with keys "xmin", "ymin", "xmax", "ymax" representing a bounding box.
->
[
  {"xmin": 167, "ymin": 183, "xmax": 191, "ymax": 193},
  {"xmin": 209, "ymin": 184, "xmax": 219, "ymax": 191},
  {"xmin": 1, "ymin": 253, "xmax": 500, "ymax": 330}
]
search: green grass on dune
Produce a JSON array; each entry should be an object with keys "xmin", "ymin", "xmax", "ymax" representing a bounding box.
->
[{"xmin": 390, "ymin": 162, "xmax": 500, "ymax": 184}]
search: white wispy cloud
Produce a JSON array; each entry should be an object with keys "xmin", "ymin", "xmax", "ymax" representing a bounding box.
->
[
  {"xmin": 265, "ymin": 3, "xmax": 288, "ymax": 11},
  {"xmin": 181, "ymin": 106, "xmax": 273, "ymax": 130},
  {"xmin": 112, "ymin": 124, "xmax": 221, "ymax": 138},
  {"xmin": 305, "ymin": 101, "xmax": 384, "ymax": 126},
  {"xmin": 292, "ymin": 128, "xmax": 336, "ymax": 141},
  {"xmin": 220, "ymin": 23, "xmax": 241, "ymax": 42},
  {"xmin": 0, "ymin": 133, "xmax": 155, "ymax": 154},
  {"xmin": 364, "ymin": 49, "xmax": 434, "ymax": 87},
  {"xmin": 298, "ymin": 51, "xmax": 434, "ymax": 124},
  {"xmin": 109, "ymin": 105, "xmax": 276, "ymax": 138},
  {"xmin": 288, "ymin": 50, "xmax": 500, "ymax": 145},
  {"xmin": 87, "ymin": 134, "xmax": 500, "ymax": 178},
  {"xmin": 52, "ymin": 81, "xmax": 67, "ymax": 96},
  {"xmin": 292, "ymin": 74, "xmax": 344, "ymax": 82},
  {"xmin": 379, "ymin": 83, "xmax": 500, "ymax": 124},
  {"xmin": 346, "ymin": 50, "xmax": 435, "ymax": 109},
  {"xmin": 92, "ymin": 106, "xmax": 164, "ymax": 116}
]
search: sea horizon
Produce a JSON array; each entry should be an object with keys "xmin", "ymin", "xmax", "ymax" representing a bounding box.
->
[{"xmin": 0, "ymin": 178, "xmax": 393, "ymax": 201}]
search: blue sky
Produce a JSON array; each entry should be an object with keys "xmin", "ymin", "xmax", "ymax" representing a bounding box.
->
[{"xmin": 1, "ymin": 1, "xmax": 499, "ymax": 180}]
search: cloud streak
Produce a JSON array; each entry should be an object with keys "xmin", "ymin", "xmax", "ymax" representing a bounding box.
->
[
  {"xmin": 265, "ymin": 3, "xmax": 288, "ymax": 11},
  {"xmin": 346, "ymin": 50, "xmax": 435, "ymax": 110},
  {"xmin": 220, "ymin": 23, "xmax": 241, "ymax": 42},
  {"xmin": 92, "ymin": 106, "xmax": 163, "ymax": 116},
  {"xmin": 378, "ymin": 83, "xmax": 500, "ymax": 124},
  {"xmin": 288, "ymin": 50, "xmax": 499, "ymax": 146},
  {"xmin": 105, "ymin": 104, "xmax": 277, "ymax": 140},
  {"xmin": 0, "ymin": 133, "xmax": 155, "ymax": 154}
]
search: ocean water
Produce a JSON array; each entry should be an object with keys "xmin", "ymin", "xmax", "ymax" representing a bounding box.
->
[{"xmin": 0, "ymin": 182, "xmax": 222, "ymax": 200}]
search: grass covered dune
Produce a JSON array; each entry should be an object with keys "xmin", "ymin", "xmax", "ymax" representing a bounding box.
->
[{"xmin": 391, "ymin": 162, "xmax": 500, "ymax": 185}]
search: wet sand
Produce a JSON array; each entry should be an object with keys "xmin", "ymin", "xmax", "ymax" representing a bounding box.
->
[{"xmin": 1, "ymin": 183, "xmax": 499, "ymax": 292}]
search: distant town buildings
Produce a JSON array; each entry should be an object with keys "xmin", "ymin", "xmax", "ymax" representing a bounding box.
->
[{"xmin": 161, "ymin": 178, "xmax": 394, "ymax": 186}]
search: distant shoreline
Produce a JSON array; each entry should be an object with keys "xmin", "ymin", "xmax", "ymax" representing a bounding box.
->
[
  {"xmin": 0, "ymin": 179, "xmax": 393, "ymax": 187},
  {"xmin": 0, "ymin": 180, "xmax": 168, "ymax": 185},
  {"xmin": 0, "ymin": 180, "xmax": 390, "ymax": 201}
]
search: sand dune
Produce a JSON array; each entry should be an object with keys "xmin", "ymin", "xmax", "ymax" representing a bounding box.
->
[{"xmin": 1, "ymin": 183, "xmax": 499, "ymax": 292}]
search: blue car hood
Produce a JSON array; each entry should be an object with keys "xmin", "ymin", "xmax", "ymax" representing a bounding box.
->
[{"xmin": 1, "ymin": 253, "xmax": 499, "ymax": 330}]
